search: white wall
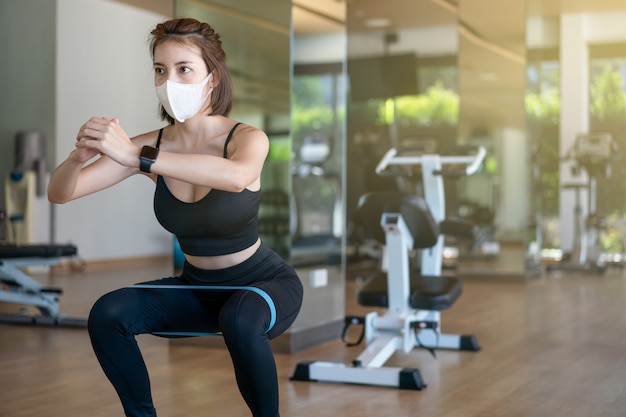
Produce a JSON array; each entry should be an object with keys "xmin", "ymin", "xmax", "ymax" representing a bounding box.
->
[
  {"xmin": 294, "ymin": 32, "xmax": 345, "ymax": 64},
  {"xmin": 585, "ymin": 11, "xmax": 626, "ymax": 43},
  {"xmin": 347, "ymin": 24, "xmax": 457, "ymax": 58},
  {"xmin": 0, "ymin": 0, "xmax": 56, "ymax": 212},
  {"xmin": 496, "ymin": 127, "xmax": 528, "ymax": 239},
  {"xmin": 527, "ymin": 17, "xmax": 559, "ymax": 50},
  {"xmin": 55, "ymin": 0, "xmax": 171, "ymax": 261},
  {"xmin": 293, "ymin": 24, "xmax": 457, "ymax": 64}
]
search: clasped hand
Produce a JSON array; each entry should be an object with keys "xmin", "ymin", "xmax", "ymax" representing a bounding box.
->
[{"xmin": 75, "ymin": 117, "xmax": 138, "ymax": 167}]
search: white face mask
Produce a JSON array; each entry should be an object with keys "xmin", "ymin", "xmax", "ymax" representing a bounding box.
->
[{"xmin": 156, "ymin": 73, "xmax": 213, "ymax": 123}]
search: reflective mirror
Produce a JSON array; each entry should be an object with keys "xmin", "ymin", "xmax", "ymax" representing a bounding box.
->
[
  {"xmin": 346, "ymin": 0, "xmax": 459, "ymax": 274},
  {"xmin": 527, "ymin": 1, "xmax": 626, "ymax": 274},
  {"xmin": 346, "ymin": 0, "xmax": 529, "ymax": 279},
  {"xmin": 175, "ymin": 0, "xmax": 348, "ymax": 351},
  {"xmin": 175, "ymin": 0, "xmax": 292, "ymax": 259},
  {"xmin": 457, "ymin": 0, "xmax": 528, "ymax": 277}
]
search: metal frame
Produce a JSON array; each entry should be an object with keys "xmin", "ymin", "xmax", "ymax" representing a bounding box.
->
[
  {"xmin": 291, "ymin": 211, "xmax": 476, "ymax": 390},
  {"xmin": 0, "ymin": 253, "xmax": 86, "ymax": 327},
  {"xmin": 292, "ymin": 146, "xmax": 487, "ymax": 389}
]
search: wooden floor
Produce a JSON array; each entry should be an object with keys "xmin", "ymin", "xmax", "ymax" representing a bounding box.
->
[{"xmin": 2, "ymin": 256, "xmax": 626, "ymax": 417}]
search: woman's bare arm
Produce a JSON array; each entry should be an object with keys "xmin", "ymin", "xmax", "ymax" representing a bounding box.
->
[
  {"xmin": 48, "ymin": 118, "xmax": 153, "ymax": 204},
  {"xmin": 75, "ymin": 118, "xmax": 269, "ymax": 193},
  {"xmin": 47, "ymin": 152, "xmax": 139, "ymax": 204},
  {"xmin": 148, "ymin": 126, "xmax": 269, "ymax": 192}
]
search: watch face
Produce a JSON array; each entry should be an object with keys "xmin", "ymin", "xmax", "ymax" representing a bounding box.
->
[{"xmin": 141, "ymin": 146, "xmax": 159, "ymax": 160}]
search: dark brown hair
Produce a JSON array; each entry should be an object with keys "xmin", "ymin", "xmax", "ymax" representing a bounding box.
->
[{"xmin": 149, "ymin": 18, "xmax": 233, "ymax": 123}]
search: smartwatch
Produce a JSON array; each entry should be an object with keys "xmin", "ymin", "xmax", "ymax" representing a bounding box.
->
[{"xmin": 139, "ymin": 146, "xmax": 159, "ymax": 173}]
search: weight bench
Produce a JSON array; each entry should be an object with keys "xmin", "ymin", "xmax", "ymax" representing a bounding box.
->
[
  {"xmin": 0, "ymin": 243, "xmax": 87, "ymax": 327},
  {"xmin": 291, "ymin": 192, "xmax": 479, "ymax": 390}
]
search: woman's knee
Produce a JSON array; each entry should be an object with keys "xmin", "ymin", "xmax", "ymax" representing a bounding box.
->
[
  {"xmin": 219, "ymin": 291, "xmax": 269, "ymax": 338},
  {"xmin": 88, "ymin": 289, "xmax": 131, "ymax": 335}
]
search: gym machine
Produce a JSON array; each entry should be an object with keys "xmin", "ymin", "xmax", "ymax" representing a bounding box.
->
[
  {"xmin": 546, "ymin": 132, "xmax": 620, "ymax": 274},
  {"xmin": 291, "ymin": 146, "xmax": 484, "ymax": 390},
  {"xmin": 375, "ymin": 144, "xmax": 487, "ymax": 275},
  {"xmin": 0, "ymin": 209, "xmax": 85, "ymax": 327}
]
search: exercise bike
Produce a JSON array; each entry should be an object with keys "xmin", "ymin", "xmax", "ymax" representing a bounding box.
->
[
  {"xmin": 375, "ymin": 144, "xmax": 487, "ymax": 274},
  {"xmin": 546, "ymin": 132, "xmax": 620, "ymax": 274},
  {"xmin": 291, "ymin": 146, "xmax": 484, "ymax": 390}
]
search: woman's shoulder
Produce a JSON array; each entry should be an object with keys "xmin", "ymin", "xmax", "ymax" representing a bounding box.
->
[
  {"xmin": 231, "ymin": 122, "xmax": 268, "ymax": 142},
  {"xmin": 223, "ymin": 121, "xmax": 269, "ymax": 160},
  {"xmin": 130, "ymin": 127, "xmax": 169, "ymax": 147}
]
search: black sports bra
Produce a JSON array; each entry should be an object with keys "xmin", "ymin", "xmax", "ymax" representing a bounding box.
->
[{"xmin": 152, "ymin": 123, "xmax": 261, "ymax": 256}]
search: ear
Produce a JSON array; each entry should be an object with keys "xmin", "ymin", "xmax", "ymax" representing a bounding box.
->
[{"xmin": 207, "ymin": 71, "xmax": 220, "ymax": 89}]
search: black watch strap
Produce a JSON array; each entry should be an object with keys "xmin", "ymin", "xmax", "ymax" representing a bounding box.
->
[{"xmin": 139, "ymin": 145, "xmax": 159, "ymax": 173}]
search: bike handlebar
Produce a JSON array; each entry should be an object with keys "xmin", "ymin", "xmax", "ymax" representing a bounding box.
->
[{"xmin": 375, "ymin": 146, "xmax": 487, "ymax": 177}]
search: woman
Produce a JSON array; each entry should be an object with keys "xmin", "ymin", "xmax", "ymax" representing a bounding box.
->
[{"xmin": 48, "ymin": 17, "xmax": 303, "ymax": 417}]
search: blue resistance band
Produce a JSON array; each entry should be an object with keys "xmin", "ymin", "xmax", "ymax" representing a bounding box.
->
[{"xmin": 130, "ymin": 284, "xmax": 277, "ymax": 336}]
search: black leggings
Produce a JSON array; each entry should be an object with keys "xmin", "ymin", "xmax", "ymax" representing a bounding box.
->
[{"xmin": 87, "ymin": 243, "xmax": 303, "ymax": 417}]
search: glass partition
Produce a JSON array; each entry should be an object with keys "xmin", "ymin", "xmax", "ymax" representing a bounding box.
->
[
  {"xmin": 345, "ymin": 0, "xmax": 459, "ymax": 270},
  {"xmin": 289, "ymin": 1, "xmax": 347, "ymax": 350},
  {"xmin": 175, "ymin": 0, "xmax": 292, "ymax": 259},
  {"xmin": 291, "ymin": 64, "xmax": 345, "ymax": 266},
  {"xmin": 457, "ymin": 0, "xmax": 528, "ymax": 276},
  {"xmin": 166, "ymin": 0, "xmax": 626, "ymax": 282},
  {"xmin": 527, "ymin": 1, "xmax": 626, "ymax": 271},
  {"xmin": 345, "ymin": 0, "xmax": 531, "ymax": 278},
  {"xmin": 174, "ymin": 0, "xmax": 348, "ymax": 352},
  {"xmin": 525, "ymin": 6, "xmax": 560, "ymax": 267}
]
